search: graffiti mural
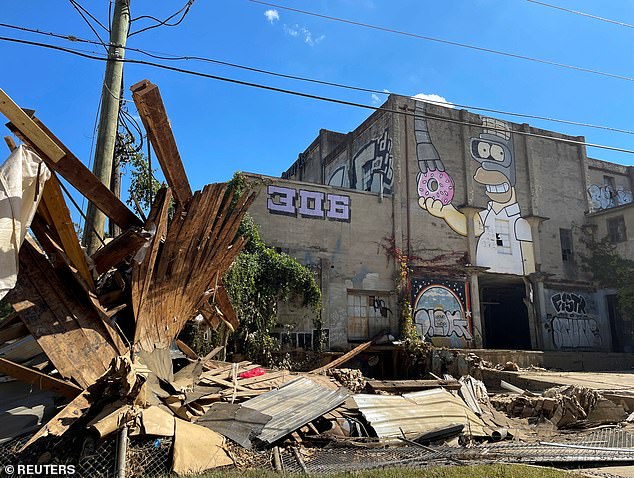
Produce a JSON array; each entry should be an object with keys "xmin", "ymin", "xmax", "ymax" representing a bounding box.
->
[
  {"xmin": 350, "ymin": 128, "xmax": 394, "ymax": 194},
  {"xmin": 267, "ymin": 185, "xmax": 350, "ymax": 222},
  {"xmin": 587, "ymin": 184, "xmax": 633, "ymax": 211},
  {"xmin": 415, "ymin": 103, "xmax": 534, "ymax": 276},
  {"xmin": 544, "ymin": 290, "xmax": 603, "ymax": 349},
  {"xmin": 412, "ymin": 278, "xmax": 472, "ymax": 346}
]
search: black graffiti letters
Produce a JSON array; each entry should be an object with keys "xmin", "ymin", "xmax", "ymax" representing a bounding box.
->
[{"xmin": 551, "ymin": 293, "xmax": 587, "ymax": 315}]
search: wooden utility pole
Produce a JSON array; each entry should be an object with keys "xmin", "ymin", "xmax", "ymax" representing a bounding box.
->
[{"xmin": 83, "ymin": 0, "xmax": 130, "ymax": 254}]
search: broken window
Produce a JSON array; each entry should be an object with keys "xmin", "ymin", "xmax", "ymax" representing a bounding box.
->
[
  {"xmin": 604, "ymin": 175, "xmax": 616, "ymax": 196},
  {"xmin": 560, "ymin": 228, "xmax": 574, "ymax": 262},
  {"xmin": 607, "ymin": 216, "xmax": 627, "ymax": 243},
  {"xmin": 347, "ymin": 292, "xmax": 391, "ymax": 341},
  {"xmin": 495, "ymin": 219, "xmax": 512, "ymax": 254}
]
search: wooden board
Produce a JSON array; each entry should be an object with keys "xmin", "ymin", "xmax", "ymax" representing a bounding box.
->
[
  {"xmin": 6, "ymin": 118, "xmax": 141, "ymax": 230},
  {"xmin": 38, "ymin": 174, "xmax": 94, "ymax": 289},
  {"xmin": 0, "ymin": 88, "xmax": 64, "ymax": 161},
  {"xmin": 7, "ymin": 240, "xmax": 120, "ymax": 388},
  {"xmin": 0, "ymin": 357, "xmax": 82, "ymax": 399},
  {"xmin": 131, "ymin": 80, "xmax": 192, "ymax": 206},
  {"xmin": 91, "ymin": 227, "xmax": 148, "ymax": 274},
  {"xmin": 20, "ymin": 390, "xmax": 91, "ymax": 452},
  {"xmin": 132, "ymin": 183, "xmax": 254, "ymax": 352},
  {"xmin": 311, "ymin": 340, "xmax": 374, "ymax": 374}
]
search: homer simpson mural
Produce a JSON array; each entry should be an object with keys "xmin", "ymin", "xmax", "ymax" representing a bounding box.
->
[{"xmin": 416, "ymin": 103, "xmax": 535, "ymax": 276}]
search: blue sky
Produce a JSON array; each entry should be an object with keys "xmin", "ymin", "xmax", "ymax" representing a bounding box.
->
[{"xmin": 1, "ymin": 0, "xmax": 633, "ymax": 220}]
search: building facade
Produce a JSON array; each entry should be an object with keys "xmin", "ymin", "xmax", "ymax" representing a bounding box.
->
[{"xmin": 247, "ymin": 95, "xmax": 634, "ymax": 353}]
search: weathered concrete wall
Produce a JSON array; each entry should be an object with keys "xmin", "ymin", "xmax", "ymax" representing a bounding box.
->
[
  {"xmin": 540, "ymin": 287, "xmax": 610, "ymax": 352},
  {"xmin": 586, "ymin": 158, "xmax": 633, "ymax": 212},
  {"xmin": 587, "ymin": 204, "xmax": 634, "ymax": 260},
  {"xmin": 247, "ymin": 175, "xmax": 397, "ymax": 350}
]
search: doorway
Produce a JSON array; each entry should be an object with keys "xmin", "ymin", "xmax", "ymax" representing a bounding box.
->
[{"xmin": 480, "ymin": 274, "xmax": 532, "ymax": 350}]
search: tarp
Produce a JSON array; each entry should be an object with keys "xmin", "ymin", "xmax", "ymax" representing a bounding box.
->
[{"xmin": 0, "ymin": 145, "xmax": 50, "ymax": 299}]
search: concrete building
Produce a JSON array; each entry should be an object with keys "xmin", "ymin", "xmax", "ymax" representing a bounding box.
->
[{"xmin": 246, "ymin": 95, "xmax": 634, "ymax": 354}]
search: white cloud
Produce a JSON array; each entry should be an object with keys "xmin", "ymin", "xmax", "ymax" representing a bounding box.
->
[
  {"xmin": 371, "ymin": 93, "xmax": 380, "ymax": 105},
  {"xmin": 283, "ymin": 23, "xmax": 324, "ymax": 46},
  {"xmin": 412, "ymin": 93, "xmax": 455, "ymax": 108},
  {"xmin": 264, "ymin": 9, "xmax": 279, "ymax": 23}
]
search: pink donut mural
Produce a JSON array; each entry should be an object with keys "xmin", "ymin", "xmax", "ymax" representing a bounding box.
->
[{"xmin": 417, "ymin": 170, "xmax": 455, "ymax": 205}]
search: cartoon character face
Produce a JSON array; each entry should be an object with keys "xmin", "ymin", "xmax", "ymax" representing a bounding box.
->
[{"xmin": 470, "ymin": 127, "xmax": 516, "ymax": 204}]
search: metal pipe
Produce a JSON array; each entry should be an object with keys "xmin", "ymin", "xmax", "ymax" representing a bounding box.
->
[{"xmin": 116, "ymin": 425, "xmax": 128, "ymax": 478}]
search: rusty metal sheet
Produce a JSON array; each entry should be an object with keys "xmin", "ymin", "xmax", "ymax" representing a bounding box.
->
[{"xmin": 353, "ymin": 388, "xmax": 489, "ymax": 440}]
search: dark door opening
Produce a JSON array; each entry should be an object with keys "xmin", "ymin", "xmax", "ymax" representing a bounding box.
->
[{"xmin": 480, "ymin": 275, "xmax": 532, "ymax": 350}]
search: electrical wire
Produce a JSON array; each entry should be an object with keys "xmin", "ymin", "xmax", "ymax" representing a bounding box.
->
[
  {"xmin": 2, "ymin": 34, "xmax": 634, "ymax": 155},
  {"xmin": 129, "ymin": 0, "xmax": 195, "ymax": 37},
  {"xmin": 68, "ymin": 0, "xmax": 108, "ymax": 52},
  {"xmin": 526, "ymin": 0, "xmax": 634, "ymax": 29},
  {"xmin": 1, "ymin": 22, "xmax": 633, "ymax": 137},
  {"xmin": 246, "ymin": 0, "xmax": 634, "ymax": 83},
  {"xmin": 70, "ymin": 0, "xmax": 109, "ymax": 32}
]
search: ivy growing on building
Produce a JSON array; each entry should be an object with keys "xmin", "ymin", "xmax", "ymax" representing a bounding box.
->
[
  {"xmin": 382, "ymin": 237, "xmax": 431, "ymax": 369},
  {"xmin": 223, "ymin": 174, "xmax": 322, "ymax": 363},
  {"xmin": 581, "ymin": 235, "xmax": 634, "ymax": 343}
]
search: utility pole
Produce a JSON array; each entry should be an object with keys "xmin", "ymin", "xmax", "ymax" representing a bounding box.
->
[{"xmin": 83, "ymin": 0, "xmax": 130, "ymax": 254}]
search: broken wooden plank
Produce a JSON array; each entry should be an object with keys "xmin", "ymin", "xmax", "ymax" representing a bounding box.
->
[
  {"xmin": 214, "ymin": 286, "xmax": 239, "ymax": 331},
  {"xmin": 19, "ymin": 390, "xmax": 91, "ymax": 452},
  {"xmin": 0, "ymin": 357, "xmax": 82, "ymax": 399},
  {"xmin": 131, "ymin": 79, "xmax": 192, "ymax": 206},
  {"xmin": 38, "ymin": 174, "xmax": 94, "ymax": 289},
  {"xmin": 0, "ymin": 88, "xmax": 64, "ymax": 162},
  {"xmin": 8, "ymin": 240, "xmax": 120, "ymax": 388},
  {"xmin": 176, "ymin": 339, "xmax": 199, "ymax": 360},
  {"xmin": 6, "ymin": 118, "xmax": 142, "ymax": 229},
  {"xmin": 311, "ymin": 340, "xmax": 374, "ymax": 374},
  {"xmin": 91, "ymin": 227, "xmax": 148, "ymax": 274},
  {"xmin": 367, "ymin": 379, "xmax": 462, "ymax": 393},
  {"xmin": 4, "ymin": 135, "xmax": 16, "ymax": 151}
]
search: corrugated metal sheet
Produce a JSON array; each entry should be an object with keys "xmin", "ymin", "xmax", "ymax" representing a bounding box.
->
[
  {"xmin": 353, "ymin": 388, "xmax": 488, "ymax": 440},
  {"xmin": 243, "ymin": 376, "xmax": 349, "ymax": 444}
]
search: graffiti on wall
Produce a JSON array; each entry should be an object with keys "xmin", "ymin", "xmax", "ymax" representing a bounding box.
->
[
  {"xmin": 325, "ymin": 128, "xmax": 394, "ymax": 195},
  {"xmin": 267, "ymin": 185, "xmax": 350, "ymax": 222},
  {"xmin": 545, "ymin": 291, "xmax": 602, "ymax": 349},
  {"xmin": 587, "ymin": 184, "xmax": 633, "ymax": 211},
  {"xmin": 411, "ymin": 278, "xmax": 472, "ymax": 344},
  {"xmin": 415, "ymin": 102, "xmax": 535, "ymax": 276}
]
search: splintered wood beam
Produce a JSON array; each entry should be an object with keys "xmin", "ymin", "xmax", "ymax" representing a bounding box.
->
[
  {"xmin": 0, "ymin": 357, "xmax": 82, "ymax": 399},
  {"xmin": 6, "ymin": 117, "xmax": 142, "ymax": 230},
  {"xmin": 4, "ymin": 135, "xmax": 16, "ymax": 151},
  {"xmin": 0, "ymin": 88, "xmax": 65, "ymax": 161},
  {"xmin": 131, "ymin": 79, "xmax": 192, "ymax": 206},
  {"xmin": 19, "ymin": 390, "xmax": 91, "ymax": 452},
  {"xmin": 38, "ymin": 174, "xmax": 94, "ymax": 289},
  {"xmin": 310, "ymin": 340, "xmax": 374, "ymax": 374},
  {"xmin": 91, "ymin": 228, "xmax": 148, "ymax": 274}
]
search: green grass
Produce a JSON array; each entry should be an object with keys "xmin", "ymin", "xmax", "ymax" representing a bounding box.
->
[{"xmin": 183, "ymin": 464, "xmax": 584, "ymax": 478}]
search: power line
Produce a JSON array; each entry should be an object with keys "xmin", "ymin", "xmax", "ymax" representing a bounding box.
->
[
  {"xmin": 526, "ymin": 0, "xmax": 634, "ymax": 29},
  {"xmin": 247, "ymin": 0, "xmax": 634, "ymax": 83},
  {"xmin": 129, "ymin": 0, "xmax": 195, "ymax": 37},
  {"xmin": 68, "ymin": 0, "xmax": 108, "ymax": 52},
  {"xmin": 2, "ymin": 22, "xmax": 634, "ymax": 138},
  {"xmin": 2, "ymin": 34, "xmax": 634, "ymax": 156}
]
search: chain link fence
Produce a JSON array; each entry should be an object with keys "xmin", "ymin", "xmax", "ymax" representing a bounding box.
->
[{"xmin": 0, "ymin": 433, "xmax": 173, "ymax": 478}]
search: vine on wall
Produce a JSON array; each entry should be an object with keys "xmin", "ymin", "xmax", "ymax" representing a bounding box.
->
[{"xmin": 223, "ymin": 174, "xmax": 322, "ymax": 364}]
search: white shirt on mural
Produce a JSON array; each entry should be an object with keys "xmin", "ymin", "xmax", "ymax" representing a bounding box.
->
[{"xmin": 477, "ymin": 201, "xmax": 532, "ymax": 275}]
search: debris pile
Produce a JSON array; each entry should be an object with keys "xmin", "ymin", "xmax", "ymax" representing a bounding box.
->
[{"xmin": 2, "ymin": 82, "xmax": 634, "ymax": 477}]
